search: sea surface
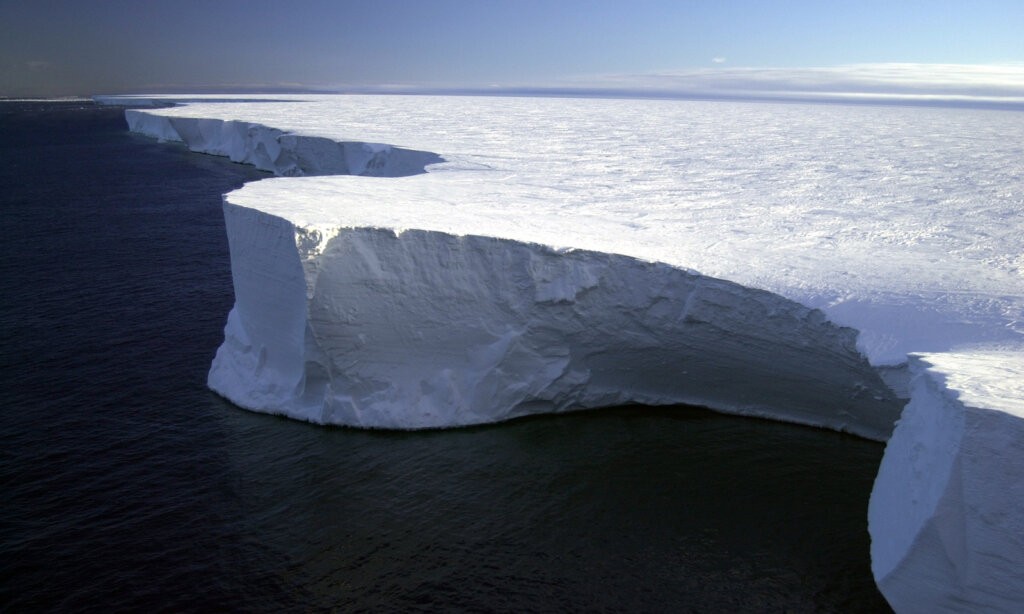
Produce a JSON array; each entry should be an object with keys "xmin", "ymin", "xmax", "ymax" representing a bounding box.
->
[{"xmin": 0, "ymin": 100, "xmax": 892, "ymax": 613}]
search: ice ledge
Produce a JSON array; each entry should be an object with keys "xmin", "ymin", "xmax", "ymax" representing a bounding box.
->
[
  {"xmin": 209, "ymin": 202, "xmax": 902, "ymax": 439},
  {"xmin": 869, "ymin": 351, "xmax": 1024, "ymax": 613},
  {"xmin": 123, "ymin": 108, "xmax": 442, "ymax": 177}
]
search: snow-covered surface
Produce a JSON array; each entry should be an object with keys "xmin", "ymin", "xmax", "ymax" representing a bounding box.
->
[
  {"xmin": 869, "ymin": 352, "xmax": 1024, "ymax": 612},
  {"xmin": 103, "ymin": 93, "xmax": 1024, "ymax": 366},
  {"xmin": 106, "ymin": 93, "xmax": 1024, "ymax": 420}
]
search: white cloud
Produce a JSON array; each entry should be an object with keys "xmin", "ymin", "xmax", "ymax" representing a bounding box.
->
[
  {"xmin": 323, "ymin": 63, "xmax": 1024, "ymax": 110},
  {"xmin": 712, "ymin": 58, "xmax": 726, "ymax": 64},
  {"xmin": 563, "ymin": 63, "xmax": 1024, "ymax": 105}
]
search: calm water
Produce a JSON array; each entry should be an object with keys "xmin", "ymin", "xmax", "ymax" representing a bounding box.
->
[{"xmin": 0, "ymin": 101, "xmax": 892, "ymax": 613}]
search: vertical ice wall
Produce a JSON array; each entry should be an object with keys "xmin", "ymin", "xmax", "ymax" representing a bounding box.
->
[
  {"xmin": 870, "ymin": 353, "xmax": 1024, "ymax": 613},
  {"xmin": 207, "ymin": 200, "xmax": 902, "ymax": 438}
]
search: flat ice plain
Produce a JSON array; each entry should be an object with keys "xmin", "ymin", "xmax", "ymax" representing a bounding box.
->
[{"xmin": 99, "ymin": 93, "xmax": 1023, "ymax": 612}]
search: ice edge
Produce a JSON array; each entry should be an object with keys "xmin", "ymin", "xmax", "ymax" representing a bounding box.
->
[
  {"xmin": 122, "ymin": 107, "xmax": 443, "ymax": 178},
  {"xmin": 121, "ymin": 104, "xmax": 902, "ymax": 440}
]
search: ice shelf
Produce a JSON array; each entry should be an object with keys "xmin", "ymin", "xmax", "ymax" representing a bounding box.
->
[{"xmin": 101, "ymin": 93, "xmax": 1024, "ymax": 612}]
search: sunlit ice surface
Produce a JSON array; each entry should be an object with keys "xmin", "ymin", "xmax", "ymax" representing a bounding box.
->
[{"xmin": 111, "ymin": 93, "xmax": 1023, "ymax": 367}]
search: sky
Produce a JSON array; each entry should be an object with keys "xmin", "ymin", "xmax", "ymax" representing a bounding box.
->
[{"xmin": 2, "ymin": 0, "xmax": 1023, "ymax": 104}]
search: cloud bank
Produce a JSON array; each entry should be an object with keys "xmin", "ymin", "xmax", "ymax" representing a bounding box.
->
[
  {"xmin": 333, "ymin": 63, "xmax": 1024, "ymax": 110},
  {"xmin": 555, "ymin": 63, "xmax": 1024, "ymax": 107}
]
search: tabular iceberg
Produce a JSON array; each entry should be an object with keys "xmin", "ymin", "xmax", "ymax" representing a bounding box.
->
[{"xmin": 103, "ymin": 93, "xmax": 1024, "ymax": 612}]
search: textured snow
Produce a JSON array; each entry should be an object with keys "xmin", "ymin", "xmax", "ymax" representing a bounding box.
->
[{"xmin": 110, "ymin": 94, "xmax": 1024, "ymax": 366}]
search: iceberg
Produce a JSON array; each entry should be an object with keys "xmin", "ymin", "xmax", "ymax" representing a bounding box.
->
[{"xmin": 100, "ymin": 93, "xmax": 1024, "ymax": 611}]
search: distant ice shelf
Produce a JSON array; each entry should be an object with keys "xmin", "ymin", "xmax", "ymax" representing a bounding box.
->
[
  {"xmin": 123, "ymin": 107, "xmax": 442, "ymax": 178},
  {"xmin": 101, "ymin": 93, "xmax": 1024, "ymax": 613}
]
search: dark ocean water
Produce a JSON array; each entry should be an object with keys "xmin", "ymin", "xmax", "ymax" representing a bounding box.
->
[{"xmin": 0, "ymin": 101, "xmax": 892, "ymax": 613}]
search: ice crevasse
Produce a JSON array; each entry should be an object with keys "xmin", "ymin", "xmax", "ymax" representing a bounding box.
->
[{"xmin": 109, "ymin": 95, "xmax": 1024, "ymax": 613}]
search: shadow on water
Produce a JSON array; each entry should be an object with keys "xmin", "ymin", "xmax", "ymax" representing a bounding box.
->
[
  {"xmin": 0, "ymin": 101, "xmax": 892, "ymax": 613},
  {"xmin": 213, "ymin": 401, "xmax": 891, "ymax": 613}
]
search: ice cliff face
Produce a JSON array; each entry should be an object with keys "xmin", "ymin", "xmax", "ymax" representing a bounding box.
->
[
  {"xmin": 869, "ymin": 352, "xmax": 1024, "ymax": 613},
  {"xmin": 125, "ymin": 109, "xmax": 441, "ymax": 177},
  {"xmin": 208, "ymin": 200, "xmax": 900, "ymax": 438}
]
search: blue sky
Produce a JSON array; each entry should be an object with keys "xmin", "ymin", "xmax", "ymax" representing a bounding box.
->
[{"xmin": 1, "ymin": 0, "xmax": 1022, "ymax": 101}]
